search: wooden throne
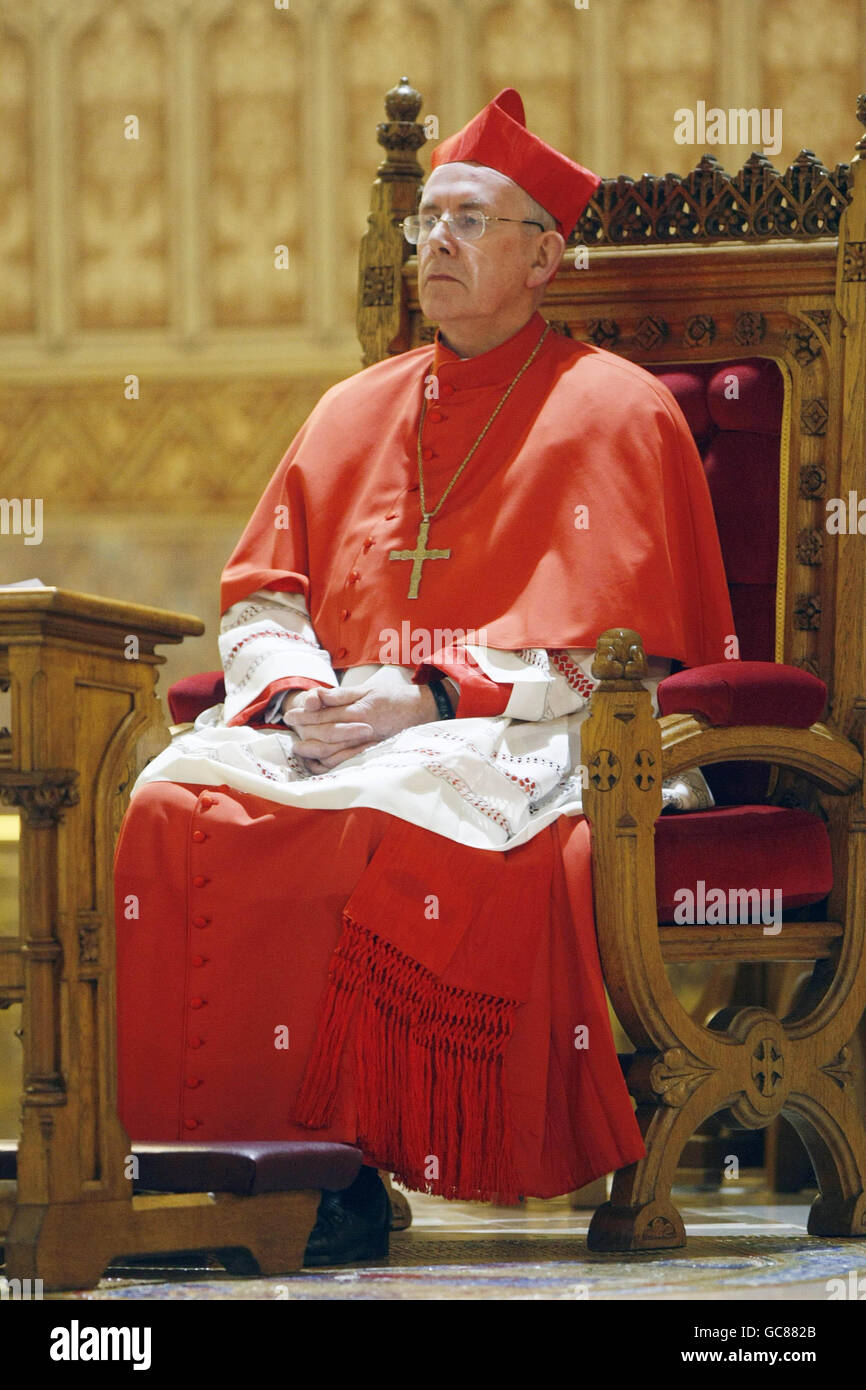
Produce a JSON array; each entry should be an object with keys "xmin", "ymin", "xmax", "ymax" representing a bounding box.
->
[{"xmin": 355, "ymin": 78, "xmax": 866, "ymax": 1250}]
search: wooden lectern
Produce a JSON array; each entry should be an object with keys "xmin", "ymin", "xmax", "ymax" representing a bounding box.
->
[{"xmin": 0, "ymin": 589, "xmax": 207, "ymax": 1287}]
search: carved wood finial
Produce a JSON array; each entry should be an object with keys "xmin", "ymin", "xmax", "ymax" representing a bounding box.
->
[
  {"xmin": 856, "ymin": 94, "xmax": 866, "ymax": 153},
  {"xmin": 376, "ymin": 77, "xmax": 426, "ymax": 177},
  {"xmin": 384, "ymin": 76, "xmax": 422, "ymax": 124},
  {"xmin": 592, "ymin": 629, "xmax": 648, "ymax": 683}
]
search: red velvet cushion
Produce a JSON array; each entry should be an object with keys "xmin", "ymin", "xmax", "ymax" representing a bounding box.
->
[
  {"xmin": 655, "ymin": 805, "xmax": 832, "ymax": 922},
  {"xmin": 658, "ymin": 661, "xmax": 826, "ymax": 727},
  {"xmin": 168, "ymin": 670, "xmax": 225, "ymax": 724},
  {"xmin": 0, "ymin": 1139, "xmax": 363, "ymax": 1194},
  {"xmin": 133, "ymin": 1141, "xmax": 363, "ymax": 1195},
  {"xmin": 706, "ymin": 360, "xmax": 785, "ymax": 433},
  {"xmin": 649, "ymin": 364, "xmax": 714, "ymax": 443}
]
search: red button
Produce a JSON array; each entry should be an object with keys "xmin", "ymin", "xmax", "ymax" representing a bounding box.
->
[
  {"xmin": 188, "ymin": 1037, "xmax": 204, "ymax": 1049},
  {"xmin": 335, "ymin": 647, "xmax": 348, "ymax": 660},
  {"xmin": 185, "ymin": 1077, "xmax": 201, "ymax": 1089},
  {"xmin": 441, "ymin": 383, "xmax": 455, "ymax": 396},
  {"xmin": 191, "ymin": 955, "xmax": 207, "ymax": 967},
  {"xmin": 362, "ymin": 538, "xmax": 374, "ymax": 551},
  {"xmin": 193, "ymin": 830, "xmax": 208, "ymax": 843},
  {"xmin": 190, "ymin": 996, "xmax": 206, "ymax": 1009},
  {"xmin": 199, "ymin": 795, "xmax": 216, "ymax": 809},
  {"xmin": 192, "ymin": 875, "xmax": 208, "ymax": 888},
  {"xmin": 192, "ymin": 916, "xmax": 210, "ymax": 929},
  {"xmin": 184, "ymin": 1119, "xmax": 199, "ymax": 1131},
  {"xmin": 428, "ymin": 410, "xmax": 443, "ymax": 422},
  {"xmin": 339, "ymin": 608, "xmax": 350, "ymax": 621},
  {"xmin": 422, "ymin": 447, "xmax": 435, "ymax": 460},
  {"xmin": 349, "ymin": 570, "xmax": 360, "ymax": 583}
]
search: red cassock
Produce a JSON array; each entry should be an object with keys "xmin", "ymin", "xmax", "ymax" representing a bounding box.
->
[{"xmin": 115, "ymin": 311, "xmax": 734, "ymax": 1202}]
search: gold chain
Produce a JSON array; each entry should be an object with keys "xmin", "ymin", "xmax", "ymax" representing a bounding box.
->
[{"xmin": 417, "ymin": 321, "xmax": 551, "ymax": 521}]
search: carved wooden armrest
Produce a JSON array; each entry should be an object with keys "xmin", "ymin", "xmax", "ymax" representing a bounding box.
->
[
  {"xmin": 579, "ymin": 628, "xmax": 863, "ymax": 1054},
  {"xmin": 660, "ymin": 715, "xmax": 861, "ymax": 794},
  {"xmin": 582, "ymin": 628, "xmax": 861, "ymax": 799}
]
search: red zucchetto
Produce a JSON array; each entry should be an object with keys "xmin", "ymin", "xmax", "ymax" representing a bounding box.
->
[{"xmin": 430, "ymin": 87, "xmax": 601, "ymax": 238}]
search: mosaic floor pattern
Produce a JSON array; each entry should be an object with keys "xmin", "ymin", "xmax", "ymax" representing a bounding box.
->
[{"xmin": 43, "ymin": 1179, "xmax": 866, "ymax": 1301}]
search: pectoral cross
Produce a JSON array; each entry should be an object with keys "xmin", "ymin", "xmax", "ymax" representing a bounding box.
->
[{"xmin": 389, "ymin": 517, "xmax": 451, "ymax": 599}]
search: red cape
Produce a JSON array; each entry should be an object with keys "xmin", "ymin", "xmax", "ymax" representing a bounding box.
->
[{"xmin": 221, "ymin": 311, "xmax": 734, "ymax": 669}]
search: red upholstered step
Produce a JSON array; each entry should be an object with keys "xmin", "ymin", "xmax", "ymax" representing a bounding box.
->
[
  {"xmin": 655, "ymin": 805, "xmax": 832, "ymax": 924},
  {"xmin": 0, "ymin": 1139, "xmax": 362, "ymax": 1194}
]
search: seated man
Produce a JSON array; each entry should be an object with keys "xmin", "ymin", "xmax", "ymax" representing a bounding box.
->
[{"xmin": 114, "ymin": 88, "xmax": 734, "ymax": 1266}]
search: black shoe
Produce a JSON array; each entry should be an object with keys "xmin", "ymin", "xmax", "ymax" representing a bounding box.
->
[{"xmin": 303, "ymin": 1167, "xmax": 390, "ymax": 1268}]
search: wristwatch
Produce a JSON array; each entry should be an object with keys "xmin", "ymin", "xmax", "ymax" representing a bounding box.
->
[{"xmin": 429, "ymin": 679, "xmax": 455, "ymax": 720}]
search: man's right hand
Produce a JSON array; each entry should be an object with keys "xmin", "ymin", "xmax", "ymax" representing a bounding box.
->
[
  {"xmin": 282, "ymin": 680, "xmax": 443, "ymax": 772},
  {"xmin": 281, "ymin": 688, "xmax": 376, "ymax": 773}
]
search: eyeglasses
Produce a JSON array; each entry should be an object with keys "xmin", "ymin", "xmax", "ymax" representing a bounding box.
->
[{"xmin": 401, "ymin": 210, "xmax": 546, "ymax": 244}]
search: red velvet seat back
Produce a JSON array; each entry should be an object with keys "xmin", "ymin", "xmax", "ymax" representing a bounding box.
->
[
  {"xmin": 648, "ymin": 359, "xmax": 785, "ymax": 803},
  {"xmin": 648, "ymin": 358, "xmax": 784, "ymax": 661}
]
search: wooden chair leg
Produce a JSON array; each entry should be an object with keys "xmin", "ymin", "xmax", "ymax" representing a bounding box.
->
[
  {"xmin": 785, "ymin": 1082, "xmax": 866, "ymax": 1236},
  {"xmin": 587, "ymin": 1090, "xmax": 707, "ymax": 1251},
  {"xmin": 588, "ymin": 1110, "xmax": 762, "ymax": 1250}
]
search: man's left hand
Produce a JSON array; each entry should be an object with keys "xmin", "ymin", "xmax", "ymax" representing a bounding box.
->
[{"xmin": 286, "ymin": 682, "xmax": 441, "ymax": 772}]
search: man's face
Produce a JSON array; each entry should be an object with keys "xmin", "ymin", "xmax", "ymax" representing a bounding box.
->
[{"xmin": 416, "ymin": 163, "xmax": 555, "ymax": 330}]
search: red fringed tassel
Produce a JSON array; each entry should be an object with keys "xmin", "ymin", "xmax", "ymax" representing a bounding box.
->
[
  {"xmin": 294, "ymin": 914, "xmax": 522, "ymax": 1202},
  {"xmin": 291, "ymin": 915, "xmax": 370, "ymax": 1127}
]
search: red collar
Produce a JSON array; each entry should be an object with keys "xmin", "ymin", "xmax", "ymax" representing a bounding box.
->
[{"xmin": 431, "ymin": 311, "xmax": 550, "ymax": 389}]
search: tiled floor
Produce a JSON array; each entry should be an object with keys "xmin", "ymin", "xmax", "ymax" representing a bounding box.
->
[{"xmin": 46, "ymin": 1176, "xmax": 866, "ymax": 1300}]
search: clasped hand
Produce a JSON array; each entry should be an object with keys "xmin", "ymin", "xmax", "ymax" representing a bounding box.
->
[{"xmin": 283, "ymin": 682, "xmax": 440, "ymax": 773}]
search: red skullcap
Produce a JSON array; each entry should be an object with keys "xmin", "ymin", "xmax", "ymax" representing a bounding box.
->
[{"xmin": 429, "ymin": 88, "xmax": 601, "ymax": 238}]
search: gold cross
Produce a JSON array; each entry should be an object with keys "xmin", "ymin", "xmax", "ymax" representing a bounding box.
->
[{"xmin": 389, "ymin": 517, "xmax": 450, "ymax": 599}]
